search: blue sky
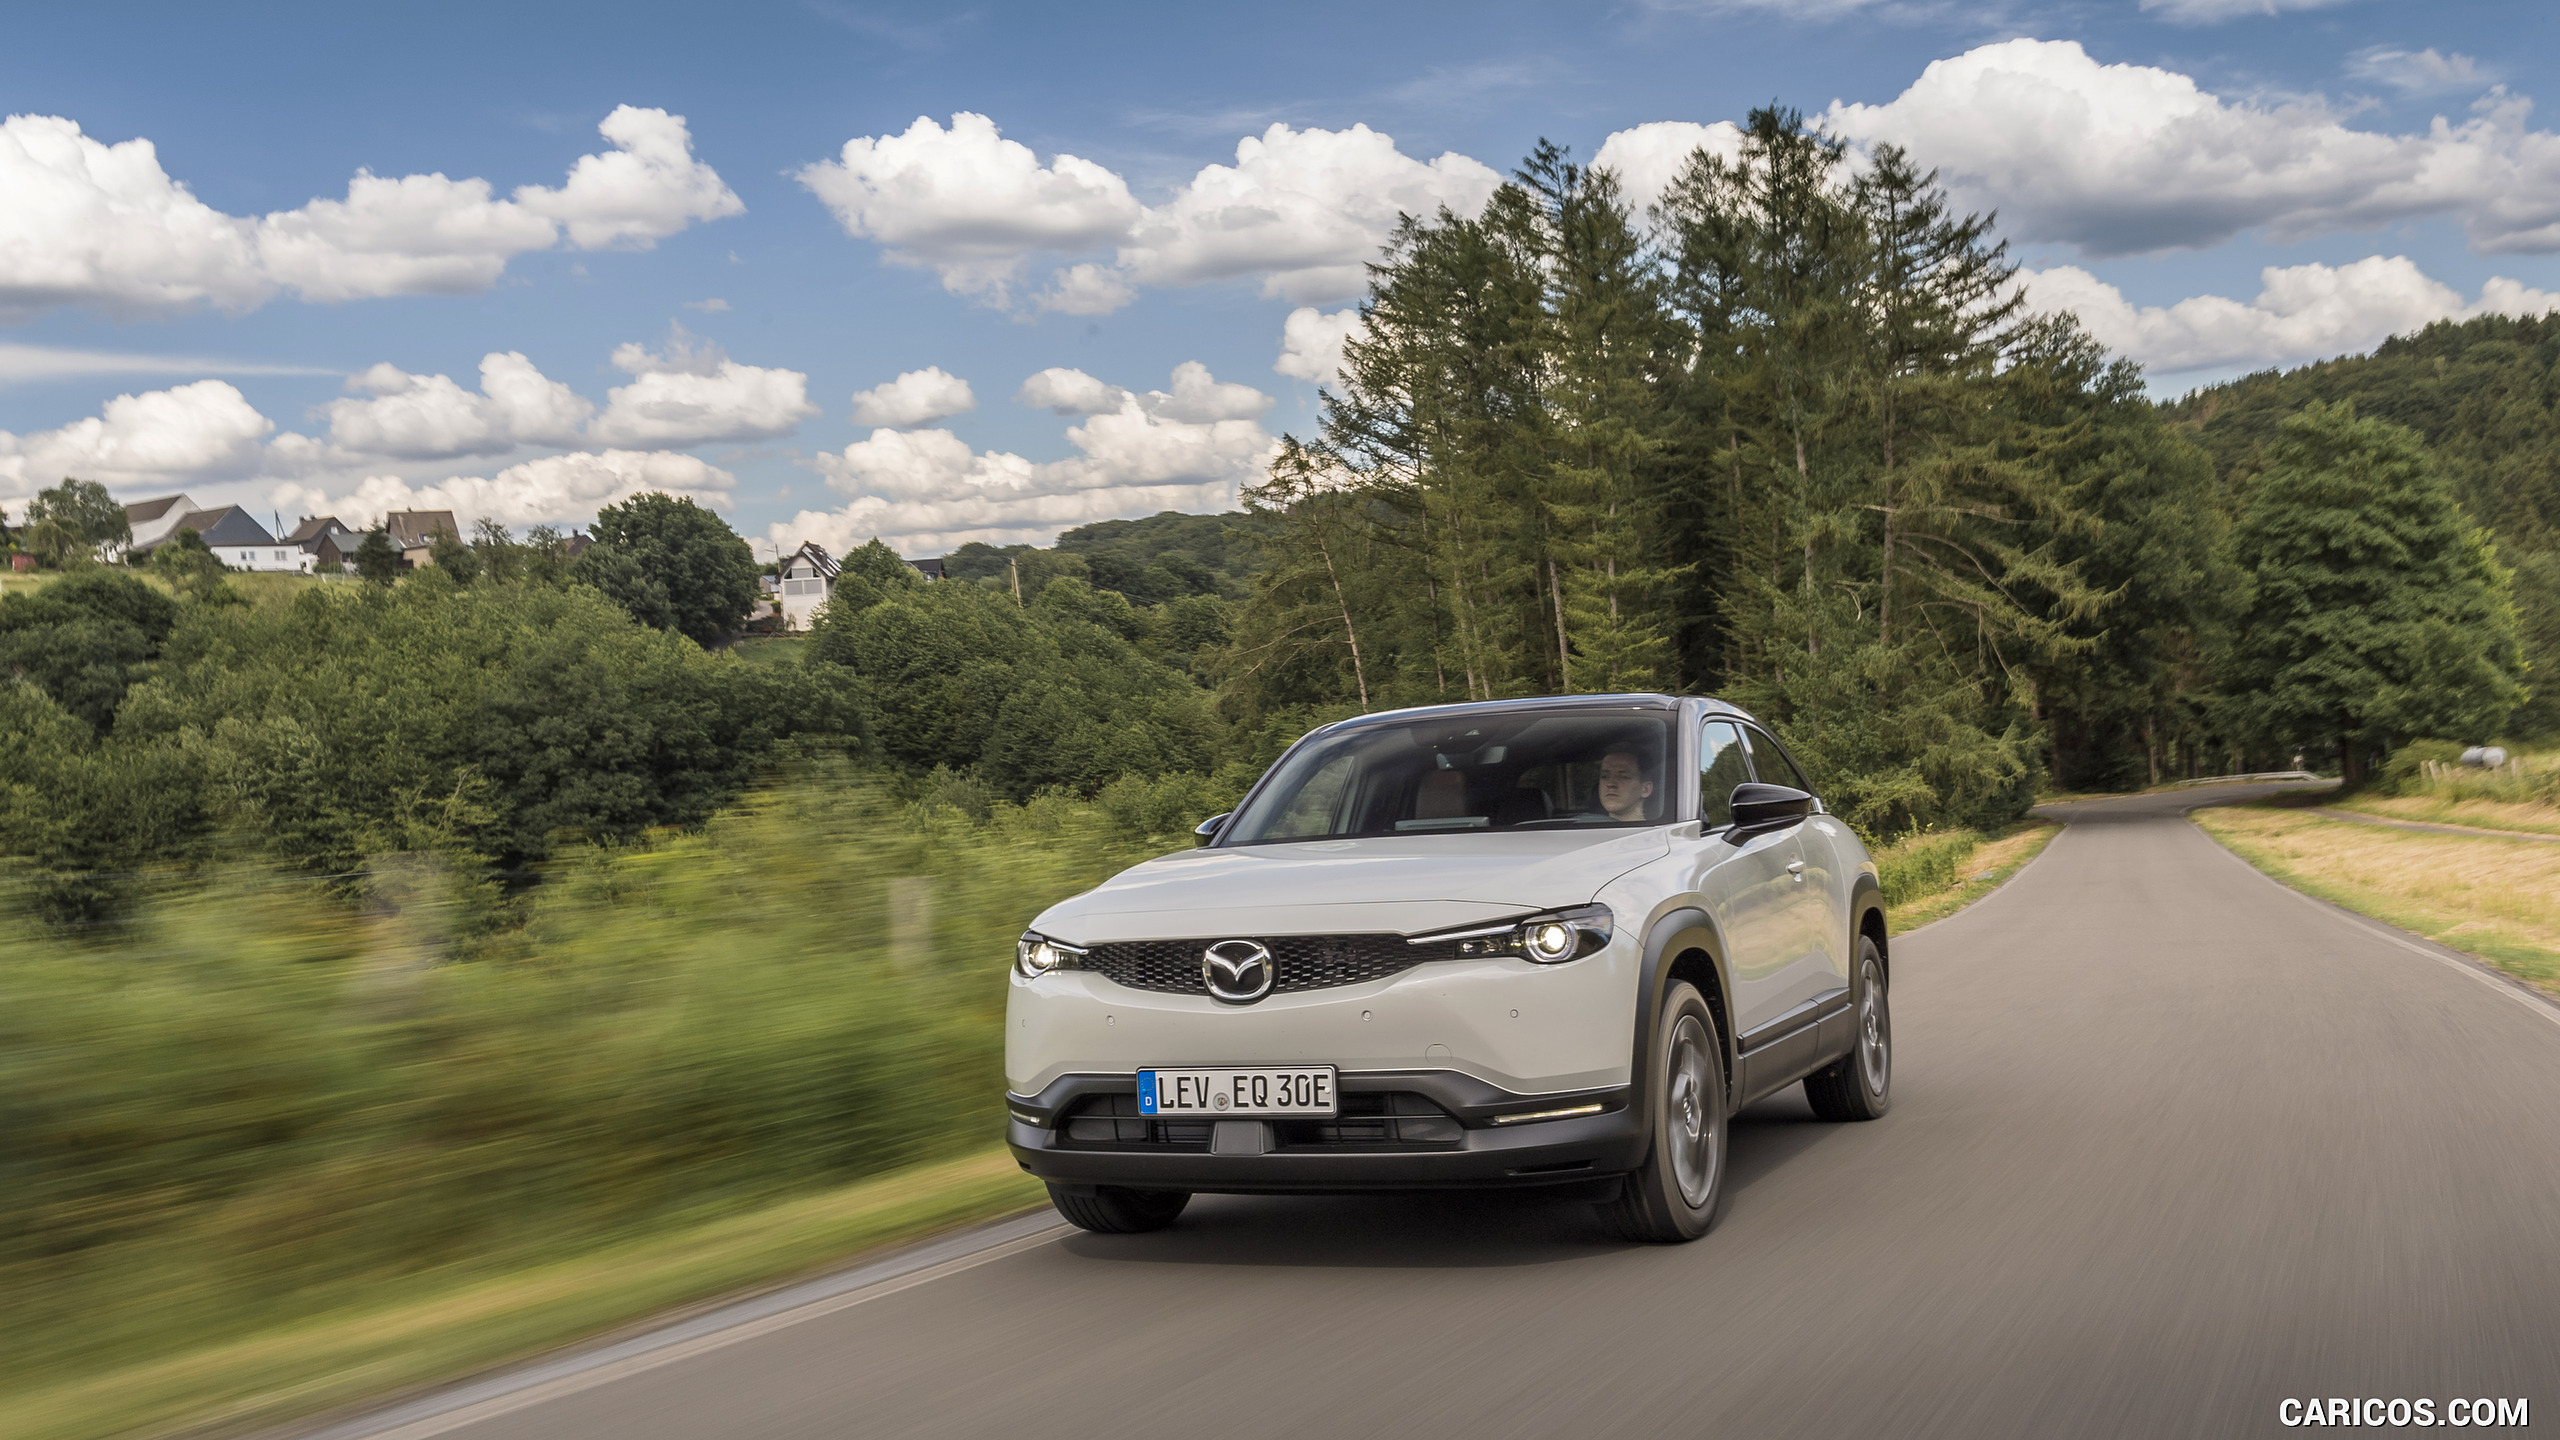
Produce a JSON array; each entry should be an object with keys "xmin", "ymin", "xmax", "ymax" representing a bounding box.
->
[{"xmin": 4, "ymin": 0, "xmax": 2555, "ymax": 558}]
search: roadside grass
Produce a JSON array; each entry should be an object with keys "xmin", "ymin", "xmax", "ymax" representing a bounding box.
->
[
  {"xmin": 2, "ymin": 767, "xmax": 1225, "ymax": 1440},
  {"xmin": 2332, "ymin": 792, "xmax": 2560, "ymax": 838},
  {"xmin": 2192, "ymin": 802, "xmax": 2560, "ymax": 999},
  {"xmin": 1874, "ymin": 820, "xmax": 2061, "ymax": 936},
  {"xmin": 0, "ymin": 1148, "xmax": 1046, "ymax": 1440}
]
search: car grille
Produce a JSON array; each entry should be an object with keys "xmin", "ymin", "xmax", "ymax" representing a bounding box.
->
[
  {"xmin": 1058, "ymin": 1090, "xmax": 1464, "ymax": 1150},
  {"xmin": 1077, "ymin": 934, "xmax": 1465, "ymax": 997}
]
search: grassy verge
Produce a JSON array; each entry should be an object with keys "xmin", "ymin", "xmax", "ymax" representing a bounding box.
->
[
  {"xmin": 2332, "ymin": 791, "xmax": 2560, "ymax": 838},
  {"xmin": 2192, "ymin": 802, "xmax": 2560, "ymax": 999},
  {"xmin": 0, "ymin": 1148, "xmax": 1046, "ymax": 1440},
  {"xmin": 1874, "ymin": 820, "xmax": 2062, "ymax": 936}
]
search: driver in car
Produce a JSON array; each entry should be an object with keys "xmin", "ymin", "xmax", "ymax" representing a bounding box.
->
[{"xmin": 1596, "ymin": 749, "xmax": 1655, "ymax": 823}]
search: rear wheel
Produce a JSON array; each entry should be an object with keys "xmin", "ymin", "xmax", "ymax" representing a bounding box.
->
[
  {"xmin": 1598, "ymin": 981, "xmax": 1727, "ymax": 1244},
  {"xmin": 1046, "ymin": 1183, "xmax": 1190, "ymax": 1234},
  {"xmin": 1804, "ymin": 935, "xmax": 1891, "ymax": 1121}
]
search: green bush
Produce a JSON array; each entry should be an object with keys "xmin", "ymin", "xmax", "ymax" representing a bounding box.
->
[
  {"xmin": 1872, "ymin": 829, "xmax": 1982, "ymax": 909},
  {"xmin": 2378, "ymin": 739, "xmax": 2467, "ymax": 794}
]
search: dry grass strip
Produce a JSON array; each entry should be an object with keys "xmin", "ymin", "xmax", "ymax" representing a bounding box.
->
[
  {"xmin": 2336, "ymin": 792, "xmax": 2560, "ymax": 839},
  {"xmin": 2193, "ymin": 804, "xmax": 2560, "ymax": 1000}
]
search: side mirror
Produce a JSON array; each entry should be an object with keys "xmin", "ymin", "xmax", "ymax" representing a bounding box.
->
[
  {"xmin": 1193, "ymin": 812, "xmax": 1232, "ymax": 847},
  {"xmin": 1725, "ymin": 782, "xmax": 1813, "ymax": 842}
]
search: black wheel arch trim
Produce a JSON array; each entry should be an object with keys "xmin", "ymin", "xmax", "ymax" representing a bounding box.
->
[
  {"xmin": 1629, "ymin": 905, "xmax": 1735, "ymax": 1128},
  {"xmin": 1849, "ymin": 869, "xmax": 1888, "ymax": 981}
]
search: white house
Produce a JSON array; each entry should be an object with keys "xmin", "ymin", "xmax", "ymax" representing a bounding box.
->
[
  {"xmin": 129, "ymin": 504, "xmax": 311, "ymax": 572},
  {"xmin": 117, "ymin": 493, "xmax": 201, "ymax": 561},
  {"xmin": 776, "ymin": 542, "xmax": 838, "ymax": 631}
]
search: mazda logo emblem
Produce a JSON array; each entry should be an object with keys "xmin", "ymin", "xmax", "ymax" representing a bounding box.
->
[{"xmin": 1201, "ymin": 939, "xmax": 1275, "ymax": 1003}]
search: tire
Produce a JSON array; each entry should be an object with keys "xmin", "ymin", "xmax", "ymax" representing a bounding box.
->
[
  {"xmin": 1046, "ymin": 1183, "xmax": 1191, "ymax": 1234},
  {"xmin": 1804, "ymin": 934, "xmax": 1891, "ymax": 1122},
  {"xmin": 1598, "ymin": 980, "xmax": 1728, "ymax": 1244}
]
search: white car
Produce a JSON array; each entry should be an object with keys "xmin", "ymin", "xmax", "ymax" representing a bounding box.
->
[{"xmin": 1006, "ymin": 694, "xmax": 1891, "ymax": 1242}]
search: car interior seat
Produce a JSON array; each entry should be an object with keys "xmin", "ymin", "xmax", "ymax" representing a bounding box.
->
[
  {"xmin": 1414, "ymin": 769, "xmax": 1472, "ymax": 820},
  {"xmin": 1492, "ymin": 786, "xmax": 1552, "ymax": 826}
]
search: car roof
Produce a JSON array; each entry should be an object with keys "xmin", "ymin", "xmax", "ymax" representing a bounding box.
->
[{"xmin": 1319, "ymin": 692, "xmax": 1757, "ymax": 735}]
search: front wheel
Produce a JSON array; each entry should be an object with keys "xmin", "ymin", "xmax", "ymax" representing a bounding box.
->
[
  {"xmin": 1804, "ymin": 935, "xmax": 1891, "ymax": 1121},
  {"xmin": 1598, "ymin": 980, "xmax": 1727, "ymax": 1244},
  {"xmin": 1047, "ymin": 1184, "xmax": 1190, "ymax": 1234}
]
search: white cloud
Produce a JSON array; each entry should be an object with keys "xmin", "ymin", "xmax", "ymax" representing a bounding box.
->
[
  {"xmin": 2346, "ymin": 47, "xmax": 2489, "ymax": 98},
  {"xmin": 0, "ymin": 379, "xmax": 272, "ymax": 497},
  {"xmin": 850, "ymin": 365, "xmax": 976, "ymax": 428},
  {"xmin": 588, "ymin": 326, "xmax": 817, "ymax": 447},
  {"xmin": 0, "ymin": 106, "xmax": 739, "ymax": 319},
  {"xmin": 1115, "ymin": 123, "xmax": 1504, "ymax": 304},
  {"xmin": 320, "ymin": 351, "xmax": 592, "ymax": 459},
  {"xmin": 2138, "ymin": 0, "xmax": 2352, "ymax": 22},
  {"xmin": 2022, "ymin": 255, "xmax": 2560, "ymax": 375},
  {"xmin": 788, "ymin": 362, "xmax": 1277, "ymax": 554},
  {"xmin": 1275, "ymin": 306, "xmax": 1364, "ymax": 388},
  {"xmin": 799, "ymin": 114, "xmax": 1500, "ymax": 312},
  {"xmin": 795, "ymin": 112, "xmax": 1142, "ymax": 302},
  {"xmin": 513, "ymin": 105, "xmax": 742, "ymax": 250},
  {"xmin": 0, "ymin": 343, "xmax": 330, "ymax": 385},
  {"xmin": 1015, "ymin": 366, "xmax": 1126, "ymax": 415},
  {"xmin": 1035, "ymin": 262, "xmax": 1137, "ymax": 316},
  {"xmin": 1145, "ymin": 360, "xmax": 1272, "ymax": 422},
  {"xmin": 1822, "ymin": 39, "xmax": 2560, "ymax": 256},
  {"xmin": 269, "ymin": 449, "xmax": 736, "ymax": 531},
  {"xmin": 1592, "ymin": 121, "xmax": 1747, "ymax": 216}
]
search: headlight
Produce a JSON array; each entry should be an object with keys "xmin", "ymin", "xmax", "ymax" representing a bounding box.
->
[
  {"xmin": 1441, "ymin": 904, "xmax": 1613, "ymax": 964},
  {"xmin": 1016, "ymin": 931, "xmax": 1086, "ymax": 977}
]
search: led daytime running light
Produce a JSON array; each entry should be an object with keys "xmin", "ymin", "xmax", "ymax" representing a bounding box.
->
[
  {"xmin": 1015, "ymin": 931, "xmax": 1087, "ymax": 977},
  {"xmin": 1435, "ymin": 904, "xmax": 1613, "ymax": 964}
]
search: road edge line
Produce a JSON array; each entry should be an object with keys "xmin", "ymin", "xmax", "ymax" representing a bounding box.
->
[
  {"xmin": 296, "ymin": 1214, "xmax": 1069, "ymax": 1440},
  {"xmin": 2183, "ymin": 813, "xmax": 2560, "ymax": 1035}
]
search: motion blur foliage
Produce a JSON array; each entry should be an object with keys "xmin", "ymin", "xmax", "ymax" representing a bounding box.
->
[
  {"xmin": 0, "ymin": 573, "xmax": 867, "ymax": 921},
  {"xmin": 805, "ymin": 566, "xmax": 1219, "ymax": 798},
  {"xmin": 0, "ymin": 767, "xmax": 1228, "ymax": 1394}
]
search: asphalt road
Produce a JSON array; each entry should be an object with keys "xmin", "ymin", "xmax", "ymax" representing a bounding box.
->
[{"xmin": 325, "ymin": 787, "xmax": 2560, "ymax": 1439}]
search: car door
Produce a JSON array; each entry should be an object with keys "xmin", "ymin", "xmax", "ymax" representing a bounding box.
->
[
  {"xmin": 1739, "ymin": 724, "xmax": 1848, "ymax": 1012},
  {"xmin": 1691, "ymin": 718, "xmax": 1805, "ymax": 1037}
]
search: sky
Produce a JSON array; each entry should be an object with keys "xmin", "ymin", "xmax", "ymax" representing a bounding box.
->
[{"xmin": 4, "ymin": 0, "xmax": 2557, "ymax": 560}]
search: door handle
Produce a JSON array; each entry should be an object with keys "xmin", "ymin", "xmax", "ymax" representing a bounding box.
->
[{"xmin": 1787, "ymin": 860, "xmax": 1806, "ymax": 880}]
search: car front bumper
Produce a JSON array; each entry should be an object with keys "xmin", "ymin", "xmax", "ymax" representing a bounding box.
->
[{"xmin": 1005, "ymin": 1070, "xmax": 1644, "ymax": 1194}]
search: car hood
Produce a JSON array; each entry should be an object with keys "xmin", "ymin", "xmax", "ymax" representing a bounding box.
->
[{"xmin": 1030, "ymin": 828, "xmax": 1672, "ymax": 944}]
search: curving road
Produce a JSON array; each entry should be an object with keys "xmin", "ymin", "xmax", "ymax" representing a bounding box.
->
[{"xmin": 313, "ymin": 788, "xmax": 2560, "ymax": 1440}]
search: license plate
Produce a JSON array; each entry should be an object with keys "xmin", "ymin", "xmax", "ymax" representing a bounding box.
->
[{"xmin": 1138, "ymin": 1066, "xmax": 1337, "ymax": 1117}]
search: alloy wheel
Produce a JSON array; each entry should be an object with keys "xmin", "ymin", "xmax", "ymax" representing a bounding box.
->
[
  {"xmin": 1666, "ymin": 1013, "xmax": 1721, "ymax": 1207},
  {"xmin": 1857, "ymin": 956, "xmax": 1891, "ymax": 1096}
]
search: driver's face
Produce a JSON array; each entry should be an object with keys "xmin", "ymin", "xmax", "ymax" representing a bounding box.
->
[{"xmin": 1597, "ymin": 753, "xmax": 1653, "ymax": 821}]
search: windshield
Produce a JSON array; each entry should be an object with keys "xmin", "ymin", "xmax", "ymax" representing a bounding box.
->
[{"xmin": 1222, "ymin": 709, "xmax": 1678, "ymax": 845}]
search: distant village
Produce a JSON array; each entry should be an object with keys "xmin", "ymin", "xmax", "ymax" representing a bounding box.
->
[{"xmin": 48, "ymin": 493, "xmax": 947, "ymax": 635}]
